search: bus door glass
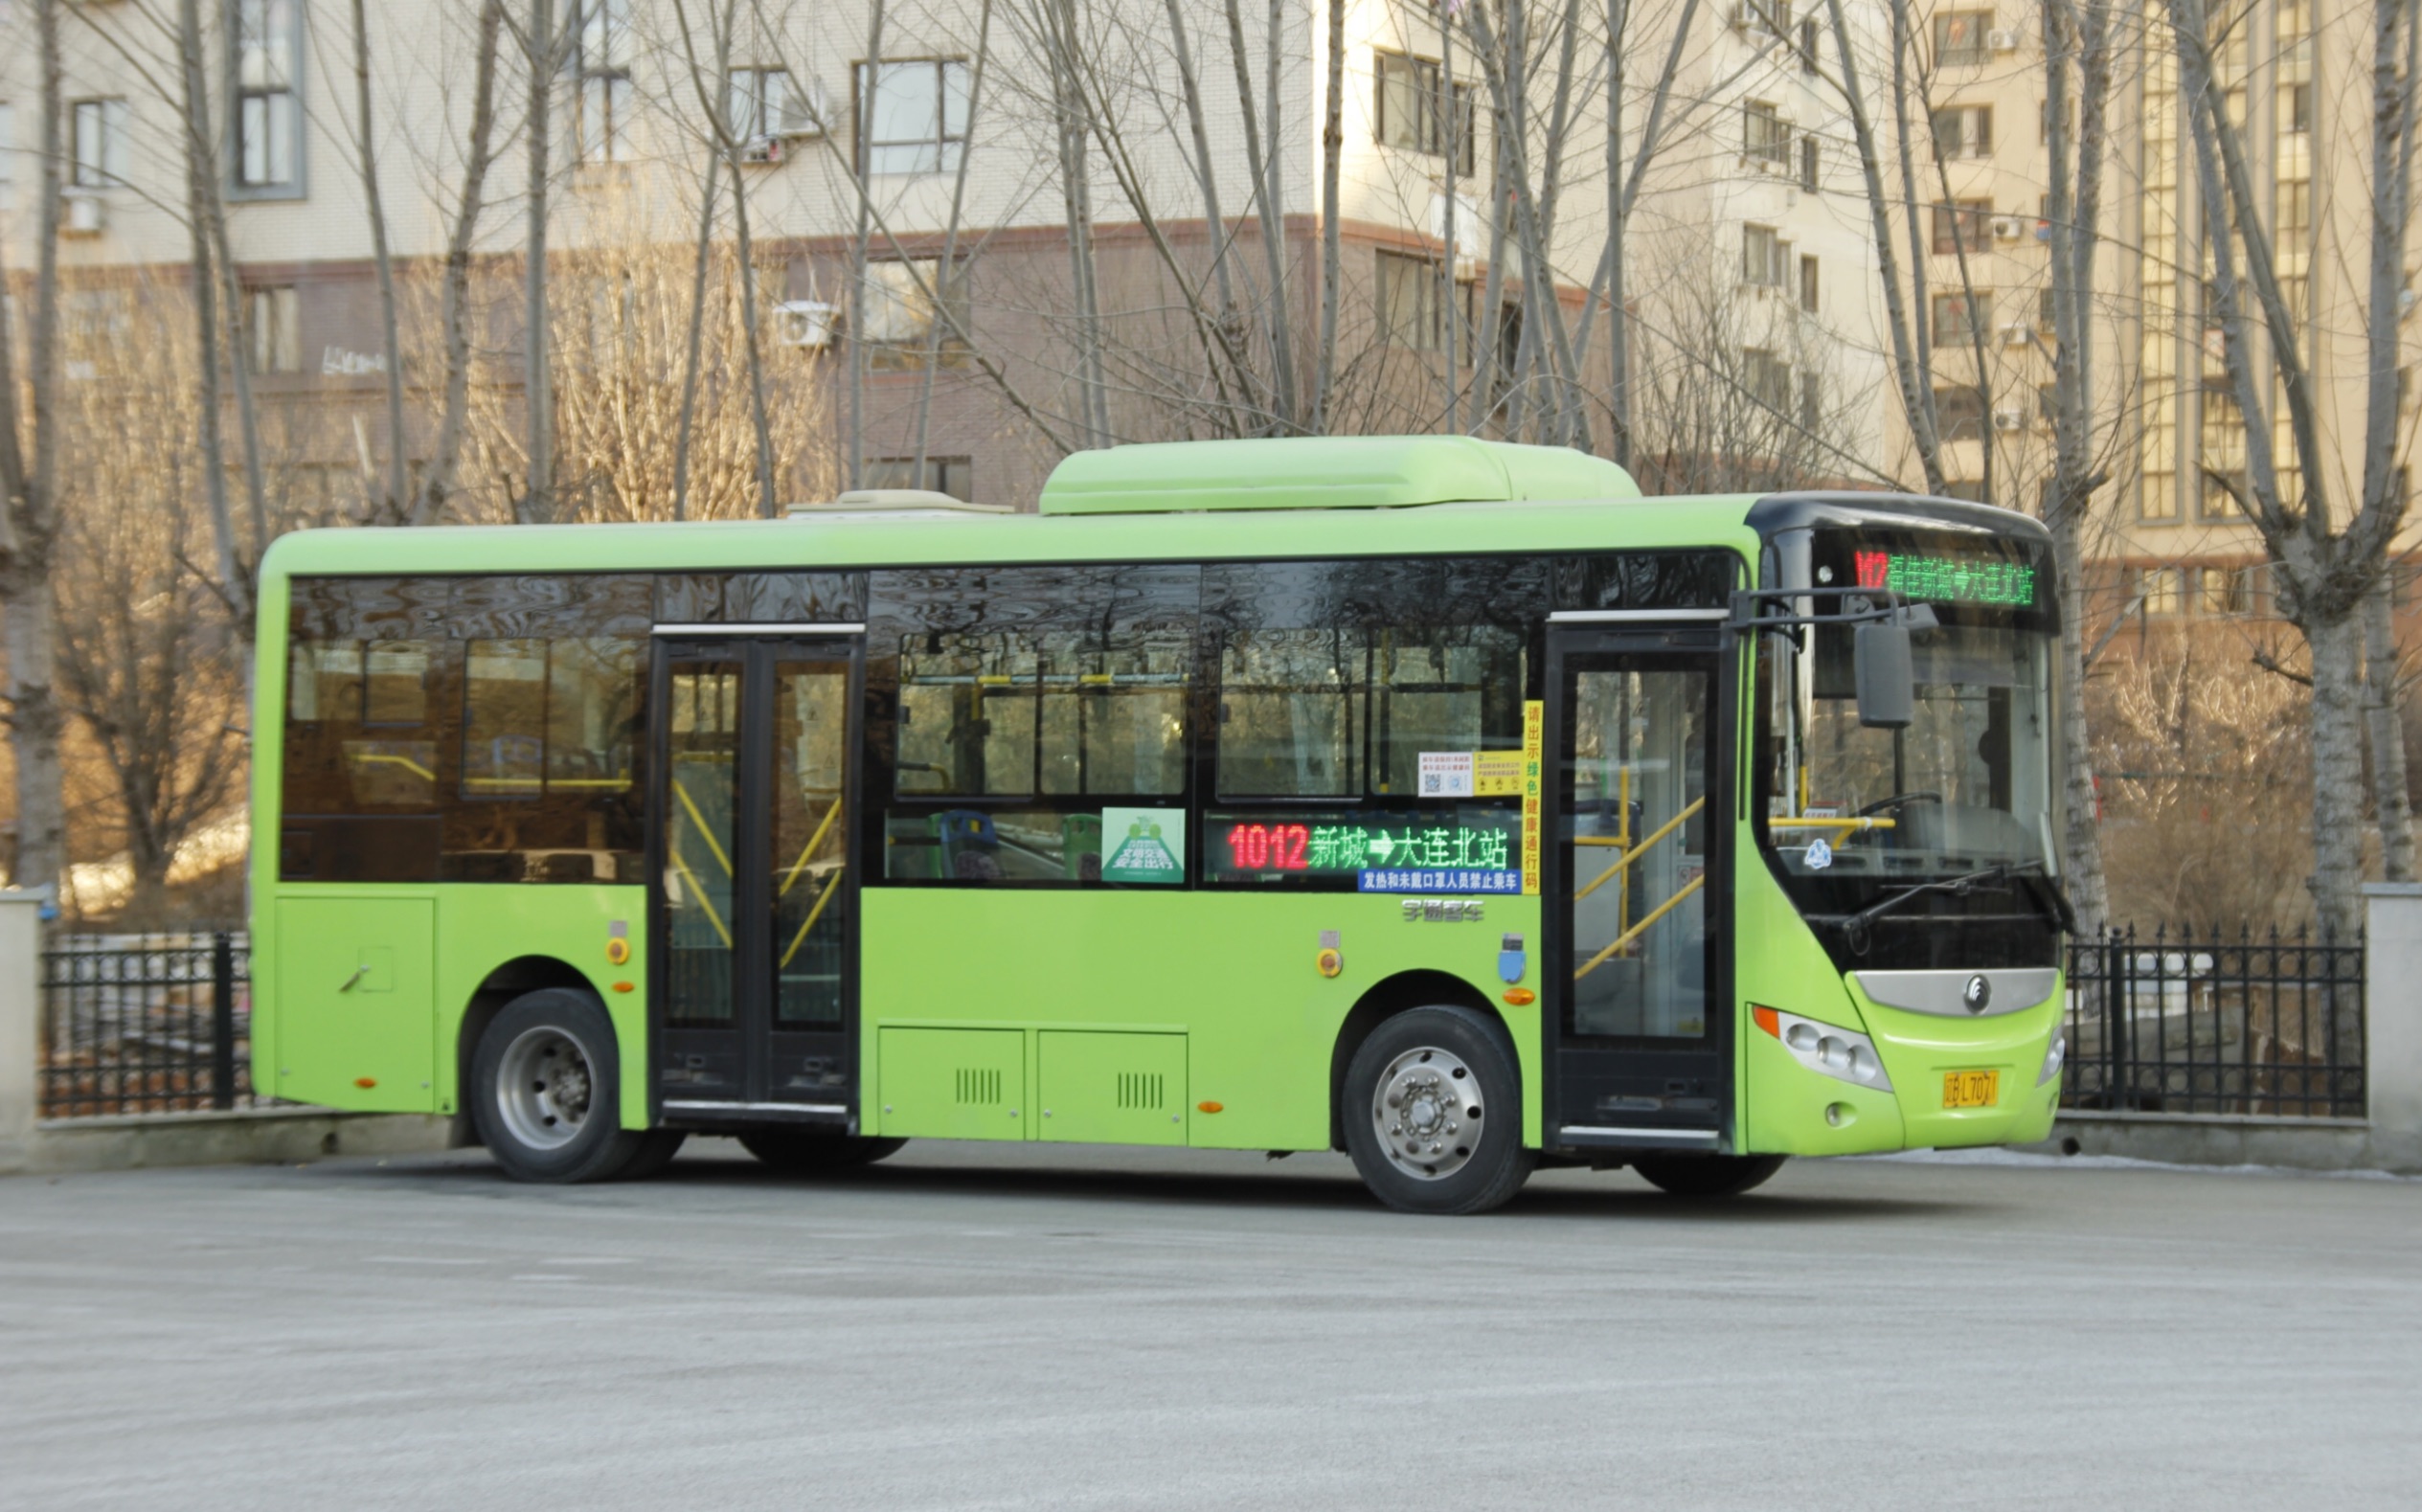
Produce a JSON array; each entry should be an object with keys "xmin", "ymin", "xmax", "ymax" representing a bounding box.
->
[
  {"xmin": 1546, "ymin": 623, "xmax": 1732, "ymax": 1147},
  {"xmin": 653, "ymin": 635, "xmax": 862, "ymax": 1116}
]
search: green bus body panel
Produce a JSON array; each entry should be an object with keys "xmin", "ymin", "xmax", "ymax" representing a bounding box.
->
[
  {"xmin": 858, "ymin": 891, "xmax": 1540, "ymax": 1151},
  {"xmin": 876, "ymin": 1028, "xmax": 1028, "ymax": 1140},
  {"xmin": 1037, "ymin": 1032, "xmax": 1189, "ymax": 1144},
  {"xmin": 253, "ymin": 884, "xmax": 648, "ymax": 1125},
  {"xmin": 1036, "ymin": 436, "xmax": 1641, "ymax": 514},
  {"xmin": 273, "ymin": 897, "xmax": 436, "ymax": 1111}
]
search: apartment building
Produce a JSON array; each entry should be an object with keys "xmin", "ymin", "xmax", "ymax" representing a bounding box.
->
[
  {"xmin": 1888, "ymin": 1, "xmax": 2421, "ymax": 641},
  {"xmin": 0, "ymin": 0, "xmax": 1904, "ymax": 514}
]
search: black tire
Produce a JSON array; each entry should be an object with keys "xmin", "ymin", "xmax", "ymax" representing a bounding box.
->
[
  {"xmin": 738, "ymin": 1129, "xmax": 909, "ymax": 1172},
  {"xmin": 1343, "ymin": 1005, "xmax": 1535, "ymax": 1215},
  {"xmin": 469, "ymin": 988, "xmax": 652, "ymax": 1183},
  {"xmin": 618, "ymin": 1129, "xmax": 690, "ymax": 1181},
  {"xmin": 1633, "ymin": 1154, "xmax": 1787, "ymax": 1198}
]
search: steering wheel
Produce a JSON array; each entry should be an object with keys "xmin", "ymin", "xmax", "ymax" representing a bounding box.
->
[{"xmin": 1856, "ymin": 791, "xmax": 1942, "ymax": 818}]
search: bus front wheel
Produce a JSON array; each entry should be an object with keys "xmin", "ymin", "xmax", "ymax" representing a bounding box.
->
[
  {"xmin": 471, "ymin": 989, "xmax": 654, "ymax": 1183},
  {"xmin": 1344, "ymin": 1005, "xmax": 1536, "ymax": 1215},
  {"xmin": 1633, "ymin": 1154, "xmax": 1786, "ymax": 1198}
]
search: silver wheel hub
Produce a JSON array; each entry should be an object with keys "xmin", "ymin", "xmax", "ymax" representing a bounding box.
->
[
  {"xmin": 496, "ymin": 1026, "xmax": 597, "ymax": 1153},
  {"xmin": 1370, "ymin": 1046, "xmax": 1483, "ymax": 1182}
]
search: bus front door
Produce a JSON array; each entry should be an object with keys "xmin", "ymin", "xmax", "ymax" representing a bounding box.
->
[
  {"xmin": 1543, "ymin": 621, "xmax": 1733, "ymax": 1155},
  {"xmin": 652, "ymin": 635, "xmax": 862, "ymax": 1124}
]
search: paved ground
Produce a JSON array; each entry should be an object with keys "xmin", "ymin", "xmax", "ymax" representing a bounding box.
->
[{"xmin": 2, "ymin": 1141, "xmax": 2415, "ymax": 1511}]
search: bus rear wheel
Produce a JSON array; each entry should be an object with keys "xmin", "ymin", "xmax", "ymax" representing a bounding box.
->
[
  {"xmin": 1633, "ymin": 1154, "xmax": 1786, "ymax": 1198},
  {"xmin": 1344, "ymin": 1005, "xmax": 1535, "ymax": 1215},
  {"xmin": 739, "ymin": 1129, "xmax": 908, "ymax": 1172},
  {"xmin": 471, "ymin": 988, "xmax": 653, "ymax": 1183}
]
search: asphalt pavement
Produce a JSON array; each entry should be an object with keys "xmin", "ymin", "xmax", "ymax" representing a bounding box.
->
[{"xmin": 2, "ymin": 1140, "xmax": 2415, "ymax": 1510}]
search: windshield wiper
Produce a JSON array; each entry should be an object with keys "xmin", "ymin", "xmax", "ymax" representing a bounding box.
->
[{"xmin": 1827, "ymin": 859, "xmax": 2074, "ymax": 951}]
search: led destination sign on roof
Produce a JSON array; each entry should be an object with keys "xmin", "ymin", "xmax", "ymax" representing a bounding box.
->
[{"xmin": 1853, "ymin": 549, "xmax": 2037, "ymax": 608}]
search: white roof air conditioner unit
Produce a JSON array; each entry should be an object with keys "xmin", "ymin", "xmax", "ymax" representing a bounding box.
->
[
  {"xmin": 1993, "ymin": 409, "xmax": 2026, "ymax": 432},
  {"xmin": 741, "ymin": 134, "xmax": 784, "ymax": 166},
  {"xmin": 64, "ymin": 193, "xmax": 105, "ymax": 237},
  {"xmin": 2000, "ymin": 322, "xmax": 2032, "ymax": 346},
  {"xmin": 773, "ymin": 299, "xmax": 837, "ymax": 349},
  {"xmin": 780, "ymin": 80, "xmax": 830, "ymax": 139},
  {"xmin": 1987, "ymin": 28, "xmax": 2022, "ymax": 51},
  {"xmin": 1991, "ymin": 215, "xmax": 2024, "ymax": 240}
]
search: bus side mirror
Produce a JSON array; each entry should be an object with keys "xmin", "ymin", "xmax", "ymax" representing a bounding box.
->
[{"xmin": 1854, "ymin": 621, "xmax": 1915, "ymax": 729}]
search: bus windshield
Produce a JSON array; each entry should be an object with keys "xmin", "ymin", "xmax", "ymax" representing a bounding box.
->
[{"xmin": 1753, "ymin": 530, "xmax": 2064, "ymax": 970}]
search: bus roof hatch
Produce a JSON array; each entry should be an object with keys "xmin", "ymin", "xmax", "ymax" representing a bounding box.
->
[{"xmin": 1035, "ymin": 436, "xmax": 1640, "ymax": 515}]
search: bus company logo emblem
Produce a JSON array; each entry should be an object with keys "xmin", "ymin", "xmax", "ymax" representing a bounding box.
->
[{"xmin": 1962, "ymin": 974, "xmax": 1992, "ymax": 1013}]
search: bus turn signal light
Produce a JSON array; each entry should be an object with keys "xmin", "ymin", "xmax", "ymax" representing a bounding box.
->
[
  {"xmin": 1753, "ymin": 1004, "xmax": 1781, "ymax": 1038},
  {"xmin": 353, "ymin": 1077, "xmax": 376, "ymax": 1089},
  {"xmin": 1501, "ymin": 987, "xmax": 1536, "ymax": 1006},
  {"xmin": 1197, "ymin": 1101, "xmax": 1223, "ymax": 1114},
  {"xmin": 612, "ymin": 981, "xmax": 635, "ymax": 994}
]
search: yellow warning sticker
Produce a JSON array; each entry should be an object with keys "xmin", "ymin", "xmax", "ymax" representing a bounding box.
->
[
  {"xmin": 1474, "ymin": 750, "xmax": 1525, "ymax": 798},
  {"xmin": 1520, "ymin": 701, "xmax": 1544, "ymax": 895}
]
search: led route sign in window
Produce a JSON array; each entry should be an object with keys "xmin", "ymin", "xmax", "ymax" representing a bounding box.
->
[
  {"xmin": 1209, "ymin": 811, "xmax": 1521, "ymax": 892},
  {"xmin": 1853, "ymin": 549, "xmax": 2036, "ymax": 607}
]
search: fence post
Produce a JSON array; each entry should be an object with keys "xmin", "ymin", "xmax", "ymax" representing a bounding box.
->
[
  {"xmin": 0, "ymin": 891, "xmax": 43, "ymax": 1173},
  {"xmin": 2362, "ymin": 885, "xmax": 2422, "ymax": 1165},
  {"xmin": 211, "ymin": 933, "xmax": 238, "ymax": 1111}
]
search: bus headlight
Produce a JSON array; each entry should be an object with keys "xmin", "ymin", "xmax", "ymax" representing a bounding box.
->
[
  {"xmin": 1752, "ymin": 1004, "xmax": 1893, "ymax": 1093},
  {"xmin": 2037, "ymin": 1032, "xmax": 2066, "ymax": 1087}
]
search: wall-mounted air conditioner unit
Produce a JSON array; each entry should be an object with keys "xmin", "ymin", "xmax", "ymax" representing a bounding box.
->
[
  {"xmin": 1991, "ymin": 215, "xmax": 2025, "ymax": 241},
  {"xmin": 773, "ymin": 299, "xmax": 837, "ymax": 349},
  {"xmin": 1993, "ymin": 409, "xmax": 2027, "ymax": 432},
  {"xmin": 63, "ymin": 194, "xmax": 104, "ymax": 237},
  {"xmin": 1987, "ymin": 28, "xmax": 2022, "ymax": 51},
  {"xmin": 2000, "ymin": 322, "xmax": 2032, "ymax": 346},
  {"xmin": 741, "ymin": 135, "xmax": 784, "ymax": 166}
]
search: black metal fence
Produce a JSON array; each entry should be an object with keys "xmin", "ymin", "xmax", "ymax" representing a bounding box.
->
[
  {"xmin": 2061, "ymin": 926, "xmax": 2366, "ymax": 1117},
  {"xmin": 39, "ymin": 932, "xmax": 257, "ymax": 1119}
]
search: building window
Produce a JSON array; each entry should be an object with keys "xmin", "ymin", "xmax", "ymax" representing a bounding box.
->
[
  {"xmin": 1375, "ymin": 52, "xmax": 1476, "ymax": 174},
  {"xmin": 1931, "ymin": 199, "xmax": 1992, "ymax": 254},
  {"xmin": 1744, "ymin": 102, "xmax": 1790, "ymax": 168},
  {"xmin": 1799, "ymin": 254, "xmax": 1820, "ymax": 312},
  {"xmin": 2038, "ymin": 284, "xmax": 2058, "ymax": 331},
  {"xmin": 233, "ymin": 0, "xmax": 302, "ymax": 191},
  {"xmin": 1931, "ymin": 289, "xmax": 1992, "ymax": 348},
  {"xmin": 1742, "ymin": 224, "xmax": 1788, "ymax": 287},
  {"xmin": 2135, "ymin": 565, "xmax": 2184, "ymax": 617},
  {"xmin": 1799, "ymin": 17, "xmax": 1821, "ymax": 71},
  {"xmin": 1932, "ymin": 104, "xmax": 1993, "ymax": 160},
  {"xmin": 729, "ymin": 67, "xmax": 816, "ymax": 141},
  {"xmin": 576, "ymin": 0, "xmax": 637, "ymax": 165},
  {"xmin": 2037, "ymin": 382, "xmax": 2059, "ymax": 423},
  {"xmin": 2280, "ymin": 82, "xmax": 2311, "ymax": 134},
  {"xmin": 1934, "ymin": 11, "xmax": 1994, "ymax": 67},
  {"xmin": 2200, "ymin": 565, "xmax": 2253, "ymax": 615},
  {"xmin": 2276, "ymin": 178, "xmax": 2312, "ymax": 244},
  {"xmin": 1376, "ymin": 250, "xmax": 1445, "ymax": 350},
  {"xmin": 70, "ymin": 99, "xmax": 129, "ymax": 189},
  {"xmin": 247, "ymin": 286, "xmax": 301, "ymax": 374},
  {"xmin": 864, "ymin": 456, "xmax": 974, "ymax": 501},
  {"xmin": 860, "ymin": 259, "xmax": 968, "ymax": 369},
  {"xmin": 856, "ymin": 58, "xmax": 971, "ymax": 176},
  {"xmin": 1798, "ymin": 134, "xmax": 1820, "ymax": 192},
  {"xmin": 1743, "ymin": 349, "xmax": 1792, "ymax": 410},
  {"xmin": 1935, "ymin": 383, "xmax": 1988, "ymax": 441}
]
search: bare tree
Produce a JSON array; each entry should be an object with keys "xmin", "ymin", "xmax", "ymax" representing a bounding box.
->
[
  {"xmin": 349, "ymin": 0, "xmax": 412, "ymax": 521},
  {"xmin": 412, "ymin": 0, "xmax": 510, "ymax": 527},
  {"xmin": 0, "ymin": 0, "xmax": 67, "ymax": 894},
  {"xmin": 2168, "ymin": 0, "xmax": 2419, "ymax": 943},
  {"xmin": 523, "ymin": 0, "xmax": 560, "ymax": 522}
]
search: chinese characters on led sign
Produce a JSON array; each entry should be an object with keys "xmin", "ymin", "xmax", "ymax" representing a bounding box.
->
[{"xmin": 1853, "ymin": 549, "xmax": 2036, "ymax": 607}]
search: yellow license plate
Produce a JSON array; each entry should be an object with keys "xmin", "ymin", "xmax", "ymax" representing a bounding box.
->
[{"xmin": 1941, "ymin": 1070, "xmax": 2000, "ymax": 1109}]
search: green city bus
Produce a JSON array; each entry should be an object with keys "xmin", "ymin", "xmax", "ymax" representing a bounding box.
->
[{"xmin": 250, "ymin": 436, "xmax": 2069, "ymax": 1213}]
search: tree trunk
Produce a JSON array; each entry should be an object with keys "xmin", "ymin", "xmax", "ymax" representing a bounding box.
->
[
  {"xmin": 351, "ymin": 0, "xmax": 410, "ymax": 522},
  {"xmin": 174, "ymin": 0, "xmax": 243, "ymax": 607},
  {"xmin": 524, "ymin": 0, "xmax": 556, "ymax": 523},
  {"xmin": 412, "ymin": 0, "xmax": 507, "ymax": 528},
  {"xmin": 849, "ymin": 1, "xmax": 886, "ymax": 489},
  {"xmin": 671, "ymin": 147, "xmax": 721, "ymax": 521},
  {"xmin": 1311, "ymin": 0, "xmax": 1344, "ymax": 433},
  {"xmin": 1223, "ymin": 0, "xmax": 1297, "ymax": 429},
  {"xmin": 916, "ymin": 0, "xmax": 990, "ymax": 474},
  {"xmin": 2308, "ymin": 611, "xmax": 2368, "ymax": 943},
  {"xmin": 2364, "ymin": 576, "xmax": 2414, "ymax": 881}
]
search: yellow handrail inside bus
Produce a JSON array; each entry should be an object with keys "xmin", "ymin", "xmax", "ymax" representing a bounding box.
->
[
  {"xmin": 672, "ymin": 778, "xmax": 735, "ymax": 877},
  {"xmin": 1573, "ymin": 873, "xmax": 1706, "ymax": 981},
  {"xmin": 777, "ymin": 797, "xmax": 844, "ymax": 899},
  {"xmin": 1768, "ymin": 817, "xmax": 1898, "ymax": 832},
  {"xmin": 348, "ymin": 752, "xmax": 436, "ymax": 782},
  {"xmin": 1575, "ymin": 795, "xmax": 1706, "ymax": 902},
  {"xmin": 668, "ymin": 846, "xmax": 733, "ymax": 950},
  {"xmin": 780, "ymin": 866, "xmax": 847, "ymax": 970}
]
